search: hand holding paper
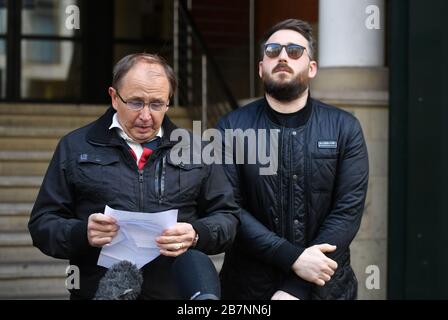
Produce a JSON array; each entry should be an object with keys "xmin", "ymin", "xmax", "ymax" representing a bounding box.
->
[
  {"xmin": 156, "ymin": 222, "xmax": 197, "ymax": 257},
  {"xmin": 97, "ymin": 205, "xmax": 178, "ymax": 269}
]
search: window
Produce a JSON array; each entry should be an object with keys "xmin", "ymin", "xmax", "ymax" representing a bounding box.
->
[{"xmin": 21, "ymin": 0, "xmax": 81, "ymax": 100}]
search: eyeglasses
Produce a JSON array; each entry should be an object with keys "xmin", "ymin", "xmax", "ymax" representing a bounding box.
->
[
  {"xmin": 264, "ymin": 43, "xmax": 308, "ymax": 60},
  {"xmin": 115, "ymin": 89, "xmax": 168, "ymax": 112}
]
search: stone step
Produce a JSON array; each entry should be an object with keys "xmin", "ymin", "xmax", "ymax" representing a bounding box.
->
[
  {"xmin": 0, "ymin": 103, "xmax": 191, "ymax": 118},
  {"xmin": 0, "ymin": 203, "xmax": 34, "ymax": 216},
  {"xmin": 0, "ymin": 261, "xmax": 69, "ymax": 280},
  {"xmin": 0, "ymin": 151, "xmax": 52, "ymax": 176},
  {"xmin": 0, "ymin": 245, "xmax": 58, "ymax": 263},
  {"xmin": 0, "ymin": 277, "xmax": 69, "ymax": 299},
  {"xmin": 0, "ymin": 121, "xmax": 190, "ymax": 142},
  {"xmin": 0, "ymin": 203, "xmax": 34, "ymax": 232},
  {"xmin": 0, "ymin": 162, "xmax": 49, "ymax": 176},
  {"xmin": 0, "ymin": 126, "xmax": 75, "ymax": 138},
  {"xmin": 0, "ymin": 231, "xmax": 58, "ymax": 263},
  {"xmin": 0, "ymin": 119, "xmax": 192, "ymax": 137},
  {"xmin": 0, "ymin": 231, "xmax": 32, "ymax": 246},
  {"xmin": 0, "ymin": 114, "xmax": 97, "ymax": 128},
  {"xmin": 0, "ymin": 104, "xmax": 107, "ymax": 116},
  {"xmin": 0, "ymin": 177, "xmax": 42, "ymax": 203},
  {"xmin": 0, "ymin": 137, "xmax": 59, "ymax": 151},
  {"xmin": 0, "ymin": 176, "xmax": 43, "ymax": 187},
  {"xmin": 0, "ymin": 151, "xmax": 53, "ymax": 162},
  {"xmin": 0, "ymin": 188, "xmax": 38, "ymax": 203}
]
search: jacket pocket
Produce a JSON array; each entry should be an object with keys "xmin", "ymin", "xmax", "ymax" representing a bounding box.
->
[
  {"xmin": 75, "ymin": 153, "xmax": 120, "ymax": 196},
  {"xmin": 165, "ymin": 157, "xmax": 204, "ymax": 202},
  {"xmin": 310, "ymin": 151, "xmax": 339, "ymax": 193}
]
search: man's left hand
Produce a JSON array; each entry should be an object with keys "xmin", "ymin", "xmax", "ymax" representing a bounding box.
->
[{"xmin": 156, "ymin": 222, "xmax": 197, "ymax": 257}]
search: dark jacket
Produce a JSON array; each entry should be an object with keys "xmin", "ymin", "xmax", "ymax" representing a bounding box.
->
[
  {"xmin": 28, "ymin": 106, "xmax": 240, "ymax": 299},
  {"xmin": 217, "ymin": 97, "xmax": 369, "ymax": 300}
]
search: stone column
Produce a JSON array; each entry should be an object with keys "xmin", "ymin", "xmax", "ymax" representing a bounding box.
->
[
  {"xmin": 318, "ymin": 0, "xmax": 385, "ymax": 67},
  {"xmin": 314, "ymin": 0, "xmax": 388, "ymax": 300}
]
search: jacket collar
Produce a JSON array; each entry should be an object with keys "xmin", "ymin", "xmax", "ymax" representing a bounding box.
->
[
  {"xmin": 86, "ymin": 106, "xmax": 179, "ymax": 148},
  {"xmin": 263, "ymin": 93, "xmax": 313, "ymax": 128}
]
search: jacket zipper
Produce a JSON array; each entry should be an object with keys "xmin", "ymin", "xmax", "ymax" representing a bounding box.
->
[
  {"xmin": 154, "ymin": 155, "xmax": 166, "ymax": 205},
  {"xmin": 160, "ymin": 155, "xmax": 166, "ymax": 204},
  {"xmin": 279, "ymin": 129, "xmax": 285, "ymax": 236},
  {"xmin": 303, "ymin": 128, "xmax": 310, "ymax": 245},
  {"xmin": 138, "ymin": 170, "xmax": 144, "ymax": 211},
  {"xmin": 155, "ymin": 159, "xmax": 160, "ymax": 203},
  {"xmin": 288, "ymin": 130, "xmax": 295, "ymax": 242}
]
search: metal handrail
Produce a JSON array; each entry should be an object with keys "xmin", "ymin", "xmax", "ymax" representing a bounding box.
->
[{"xmin": 177, "ymin": 0, "xmax": 239, "ymax": 111}]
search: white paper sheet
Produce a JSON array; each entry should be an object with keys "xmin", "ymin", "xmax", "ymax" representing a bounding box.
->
[{"xmin": 97, "ymin": 205, "xmax": 178, "ymax": 269}]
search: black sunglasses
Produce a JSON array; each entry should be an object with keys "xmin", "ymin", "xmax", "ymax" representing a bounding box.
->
[{"xmin": 264, "ymin": 43, "xmax": 308, "ymax": 60}]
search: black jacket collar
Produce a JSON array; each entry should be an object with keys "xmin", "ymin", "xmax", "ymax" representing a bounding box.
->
[{"xmin": 264, "ymin": 93, "xmax": 313, "ymax": 128}]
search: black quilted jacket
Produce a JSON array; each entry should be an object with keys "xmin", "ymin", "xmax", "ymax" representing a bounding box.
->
[{"xmin": 217, "ymin": 97, "xmax": 369, "ymax": 300}]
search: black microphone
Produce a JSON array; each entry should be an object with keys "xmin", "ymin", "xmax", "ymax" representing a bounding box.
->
[
  {"xmin": 94, "ymin": 260, "xmax": 143, "ymax": 300},
  {"xmin": 172, "ymin": 250, "xmax": 220, "ymax": 300}
]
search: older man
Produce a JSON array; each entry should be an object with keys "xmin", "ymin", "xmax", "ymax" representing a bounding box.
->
[{"xmin": 29, "ymin": 53, "xmax": 239, "ymax": 299}]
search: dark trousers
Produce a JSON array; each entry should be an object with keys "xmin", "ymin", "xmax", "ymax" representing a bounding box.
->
[{"xmin": 139, "ymin": 249, "xmax": 220, "ymax": 300}]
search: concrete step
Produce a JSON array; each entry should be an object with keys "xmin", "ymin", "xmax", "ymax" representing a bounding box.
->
[
  {"xmin": 0, "ymin": 121, "xmax": 190, "ymax": 140},
  {"xmin": 0, "ymin": 261, "xmax": 69, "ymax": 280},
  {"xmin": 0, "ymin": 114, "xmax": 97, "ymax": 127},
  {"xmin": 0, "ymin": 151, "xmax": 52, "ymax": 176},
  {"xmin": 0, "ymin": 103, "xmax": 191, "ymax": 118},
  {"xmin": 0, "ymin": 176, "xmax": 43, "ymax": 187},
  {"xmin": 0, "ymin": 151, "xmax": 53, "ymax": 161},
  {"xmin": 0, "ymin": 231, "xmax": 58, "ymax": 263},
  {"xmin": 0, "ymin": 245, "xmax": 59, "ymax": 263},
  {"xmin": 0, "ymin": 126, "xmax": 75, "ymax": 138},
  {"xmin": 0, "ymin": 137, "xmax": 59, "ymax": 151},
  {"xmin": 0, "ymin": 203, "xmax": 33, "ymax": 232},
  {"xmin": 0, "ymin": 231, "xmax": 32, "ymax": 246},
  {"xmin": 0, "ymin": 176, "xmax": 42, "ymax": 203},
  {"xmin": 0, "ymin": 188, "xmax": 39, "ymax": 203},
  {"xmin": 0, "ymin": 276, "xmax": 70, "ymax": 299},
  {"xmin": 0, "ymin": 104, "xmax": 107, "ymax": 116},
  {"xmin": 0, "ymin": 162, "xmax": 49, "ymax": 176},
  {"xmin": 0, "ymin": 261, "xmax": 69, "ymax": 299}
]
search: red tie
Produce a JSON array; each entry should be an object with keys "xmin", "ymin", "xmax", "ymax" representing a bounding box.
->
[
  {"xmin": 138, "ymin": 147, "xmax": 153, "ymax": 170},
  {"xmin": 128, "ymin": 137, "xmax": 161, "ymax": 170}
]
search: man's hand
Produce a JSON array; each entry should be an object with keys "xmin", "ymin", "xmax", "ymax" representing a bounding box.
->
[
  {"xmin": 292, "ymin": 244, "xmax": 338, "ymax": 286},
  {"xmin": 156, "ymin": 222, "xmax": 197, "ymax": 257},
  {"xmin": 87, "ymin": 213, "xmax": 119, "ymax": 247},
  {"xmin": 271, "ymin": 290, "xmax": 299, "ymax": 300}
]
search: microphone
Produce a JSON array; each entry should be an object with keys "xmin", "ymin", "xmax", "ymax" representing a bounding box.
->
[
  {"xmin": 172, "ymin": 250, "xmax": 220, "ymax": 300},
  {"xmin": 94, "ymin": 260, "xmax": 143, "ymax": 300}
]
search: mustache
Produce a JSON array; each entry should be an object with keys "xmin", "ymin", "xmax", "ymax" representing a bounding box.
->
[{"xmin": 272, "ymin": 63, "xmax": 293, "ymax": 74}]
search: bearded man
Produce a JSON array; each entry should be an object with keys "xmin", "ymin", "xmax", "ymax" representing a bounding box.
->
[{"xmin": 217, "ymin": 19, "xmax": 369, "ymax": 300}]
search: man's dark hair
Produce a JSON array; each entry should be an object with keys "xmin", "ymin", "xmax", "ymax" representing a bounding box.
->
[
  {"xmin": 260, "ymin": 19, "xmax": 315, "ymax": 60},
  {"xmin": 112, "ymin": 53, "xmax": 177, "ymax": 98}
]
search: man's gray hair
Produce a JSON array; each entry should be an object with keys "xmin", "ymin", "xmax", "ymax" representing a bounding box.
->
[{"xmin": 112, "ymin": 53, "xmax": 177, "ymax": 98}]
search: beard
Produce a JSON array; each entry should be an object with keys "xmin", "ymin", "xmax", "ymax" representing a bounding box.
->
[{"xmin": 262, "ymin": 68, "xmax": 310, "ymax": 102}]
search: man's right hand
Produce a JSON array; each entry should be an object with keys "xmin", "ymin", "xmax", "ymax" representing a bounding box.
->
[
  {"xmin": 292, "ymin": 244, "xmax": 338, "ymax": 286},
  {"xmin": 87, "ymin": 213, "xmax": 119, "ymax": 247}
]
